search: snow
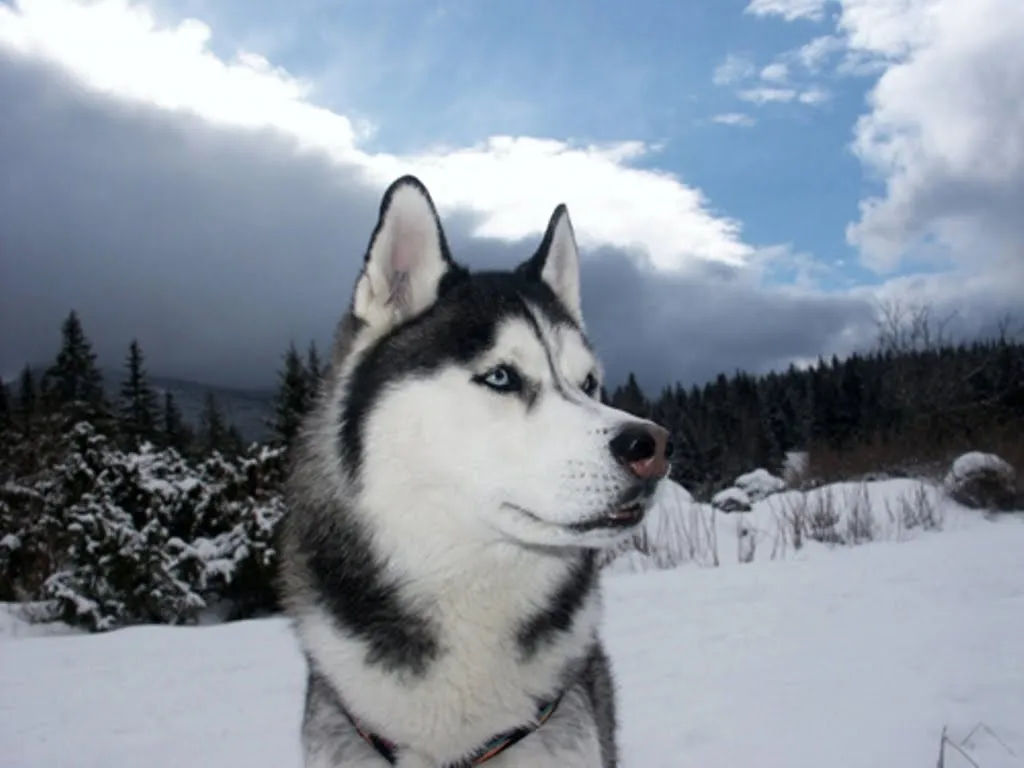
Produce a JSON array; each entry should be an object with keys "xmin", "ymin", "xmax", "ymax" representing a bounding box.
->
[
  {"xmin": 947, "ymin": 451, "xmax": 1015, "ymax": 483},
  {"xmin": 613, "ymin": 477, "xmax": 967, "ymax": 575},
  {"xmin": 711, "ymin": 485, "xmax": 751, "ymax": 511},
  {"xmin": 0, "ymin": 602, "xmax": 79, "ymax": 641},
  {"xmin": 641, "ymin": 479, "xmax": 696, "ymax": 550},
  {"xmin": 782, "ymin": 450, "xmax": 809, "ymax": 484},
  {"xmin": 734, "ymin": 467, "xmax": 787, "ymax": 500},
  {"xmin": 2, "ymin": 483, "xmax": 1023, "ymax": 768}
]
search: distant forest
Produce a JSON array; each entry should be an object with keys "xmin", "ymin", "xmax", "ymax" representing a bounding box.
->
[
  {"xmin": 3, "ymin": 305, "xmax": 1023, "ymax": 495},
  {"xmin": 605, "ymin": 306, "xmax": 1024, "ymax": 497}
]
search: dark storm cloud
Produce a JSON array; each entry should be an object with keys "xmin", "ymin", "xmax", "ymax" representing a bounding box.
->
[{"xmin": 0, "ymin": 52, "xmax": 877, "ymax": 391}]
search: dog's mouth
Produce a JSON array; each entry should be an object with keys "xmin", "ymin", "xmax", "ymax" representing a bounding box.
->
[
  {"xmin": 501, "ymin": 495, "xmax": 651, "ymax": 537},
  {"xmin": 568, "ymin": 498, "xmax": 650, "ymax": 533},
  {"xmin": 603, "ymin": 500, "xmax": 646, "ymax": 527}
]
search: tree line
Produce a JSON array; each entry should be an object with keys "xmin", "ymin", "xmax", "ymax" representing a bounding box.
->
[
  {"xmin": 1, "ymin": 305, "xmax": 1021, "ymax": 632},
  {"xmin": 605, "ymin": 308, "xmax": 1024, "ymax": 497}
]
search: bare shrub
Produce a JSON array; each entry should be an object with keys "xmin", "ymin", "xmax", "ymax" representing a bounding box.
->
[
  {"xmin": 767, "ymin": 502, "xmax": 789, "ymax": 561},
  {"xmin": 937, "ymin": 721, "xmax": 1018, "ymax": 767},
  {"xmin": 782, "ymin": 493, "xmax": 807, "ymax": 551},
  {"xmin": 807, "ymin": 433, "xmax": 949, "ymax": 486},
  {"xmin": 807, "ymin": 487, "xmax": 842, "ymax": 545},
  {"xmin": 886, "ymin": 483, "xmax": 943, "ymax": 535},
  {"xmin": 764, "ymin": 492, "xmax": 805, "ymax": 560},
  {"xmin": 782, "ymin": 451, "xmax": 809, "ymax": 489},
  {"xmin": 697, "ymin": 504, "xmax": 720, "ymax": 568},
  {"xmin": 736, "ymin": 516, "xmax": 756, "ymax": 564},
  {"xmin": 843, "ymin": 484, "xmax": 876, "ymax": 545},
  {"xmin": 600, "ymin": 485, "xmax": 720, "ymax": 572}
]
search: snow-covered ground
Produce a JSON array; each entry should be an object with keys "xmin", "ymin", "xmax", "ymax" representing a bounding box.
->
[{"xmin": 2, "ymin": 480, "xmax": 1023, "ymax": 768}]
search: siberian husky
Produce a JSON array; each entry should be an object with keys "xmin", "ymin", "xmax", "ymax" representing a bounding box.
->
[{"xmin": 278, "ymin": 175, "xmax": 672, "ymax": 767}]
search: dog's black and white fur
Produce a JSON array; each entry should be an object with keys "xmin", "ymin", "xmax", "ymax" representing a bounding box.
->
[{"xmin": 278, "ymin": 176, "xmax": 671, "ymax": 767}]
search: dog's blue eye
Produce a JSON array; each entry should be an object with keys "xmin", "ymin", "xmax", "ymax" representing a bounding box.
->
[
  {"xmin": 581, "ymin": 373, "xmax": 599, "ymax": 397},
  {"xmin": 476, "ymin": 364, "xmax": 522, "ymax": 393}
]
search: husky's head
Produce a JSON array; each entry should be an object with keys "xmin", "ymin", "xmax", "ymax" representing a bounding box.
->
[{"xmin": 321, "ymin": 175, "xmax": 672, "ymax": 550}]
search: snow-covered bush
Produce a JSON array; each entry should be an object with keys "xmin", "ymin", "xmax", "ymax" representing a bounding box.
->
[
  {"xmin": 734, "ymin": 468, "xmax": 787, "ymax": 501},
  {"xmin": 711, "ymin": 487, "xmax": 752, "ymax": 513},
  {"xmin": 40, "ymin": 424, "xmax": 206, "ymax": 631},
  {"xmin": 4, "ymin": 420, "xmax": 288, "ymax": 632},
  {"xmin": 943, "ymin": 451, "xmax": 1019, "ymax": 512},
  {"xmin": 0, "ymin": 479, "xmax": 62, "ymax": 602},
  {"xmin": 183, "ymin": 444, "xmax": 287, "ymax": 619}
]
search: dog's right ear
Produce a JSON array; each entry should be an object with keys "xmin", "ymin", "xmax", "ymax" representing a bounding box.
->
[{"xmin": 352, "ymin": 175, "xmax": 457, "ymax": 331}]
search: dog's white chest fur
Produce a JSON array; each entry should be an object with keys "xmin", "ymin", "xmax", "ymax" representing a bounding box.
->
[{"xmin": 297, "ymin": 543, "xmax": 602, "ymax": 763}]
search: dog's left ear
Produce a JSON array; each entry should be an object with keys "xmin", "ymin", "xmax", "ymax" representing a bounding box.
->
[
  {"xmin": 352, "ymin": 175, "xmax": 458, "ymax": 331},
  {"xmin": 519, "ymin": 204, "xmax": 584, "ymax": 327}
]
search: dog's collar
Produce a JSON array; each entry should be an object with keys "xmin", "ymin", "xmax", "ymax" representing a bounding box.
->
[{"xmin": 344, "ymin": 695, "xmax": 562, "ymax": 767}]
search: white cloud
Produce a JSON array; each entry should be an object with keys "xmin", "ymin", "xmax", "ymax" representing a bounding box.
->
[
  {"xmin": 837, "ymin": 0, "xmax": 938, "ymax": 59},
  {"xmin": 795, "ymin": 34, "xmax": 844, "ymax": 71},
  {"xmin": 836, "ymin": 48, "xmax": 888, "ymax": 76},
  {"xmin": 747, "ymin": 0, "xmax": 1024, "ymax": 280},
  {"xmin": 745, "ymin": 0, "xmax": 830, "ymax": 22},
  {"xmin": 713, "ymin": 113, "xmax": 757, "ymax": 127},
  {"xmin": 797, "ymin": 86, "xmax": 831, "ymax": 104},
  {"xmin": 841, "ymin": 0, "xmax": 1024, "ymax": 273},
  {"xmin": 760, "ymin": 62, "xmax": 790, "ymax": 82},
  {"xmin": 0, "ymin": 0, "xmax": 756, "ymax": 272},
  {"xmin": 713, "ymin": 53, "xmax": 756, "ymax": 85},
  {"xmin": 738, "ymin": 87, "xmax": 798, "ymax": 104}
]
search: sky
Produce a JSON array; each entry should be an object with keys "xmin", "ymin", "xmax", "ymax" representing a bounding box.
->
[{"xmin": 1, "ymin": 0, "xmax": 1022, "ymax": 391}]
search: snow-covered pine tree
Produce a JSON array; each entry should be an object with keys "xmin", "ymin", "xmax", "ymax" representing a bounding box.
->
[
  {"xmin": 0, "ymin": 471, "xmax": 59, "ymax": 602},
  {"xmin": 184, "ymin": 442, "xmax": 287, "ymax": 619},
  {"xmin": 0, "ymin": 362, "xmax": 68, "ymax": 601},
  {"xmin": 271, "ymin": 341, "xmax": 310, "ymax": 449},
  {"xmin": 41, "ymin": 423, "xmax": 206, "ymax": 631},
  {"xmin": 118, "ymin": 339, "xmax": 160, "ymax": 450}
]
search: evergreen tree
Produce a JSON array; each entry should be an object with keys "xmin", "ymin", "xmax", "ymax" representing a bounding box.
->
[
  {"xmin": 160, "ymin": 392, "xmax": 192, "ymax": 454},
  {"xmin": 42, "ymin": 310, "xmax": 109, "ymax": 429},
  {"xmin": 197, "ymin": 392, "xmax": 238, "ymax": 456},
  {"xmin": 0, "ymin": 377, "xmax": 10, "ymax": 435},
  {"xmin": 272, "ymin": 341, "xmax": 310, "ymax": 449},
  {"xmin": 17, "ymin": 365, "xmax": 37, "ymax": 427},
  {"xmin": 227, "ymin": 424, "xmax": 246, "ymax": 453},
  {"xmin": 118, "ymin": 339, "xmax": 160, "ymax": 449},
  {"xmin": 610, "ymin": 373, "xmax": 648, "ymax": 417},
  {"xmin": 306, "ymin": 340, "xmax": 324, "ymax": 394}
]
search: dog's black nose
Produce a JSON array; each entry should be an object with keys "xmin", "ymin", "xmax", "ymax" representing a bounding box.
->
[{"xmin": 608, "ymin": 423, "xmax": 671, "ymax": 480}]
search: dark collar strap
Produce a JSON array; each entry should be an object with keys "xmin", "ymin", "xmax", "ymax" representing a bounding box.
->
[{"xmin": 346, "ymin": 695, "xmax": 562, "ymax": 767}]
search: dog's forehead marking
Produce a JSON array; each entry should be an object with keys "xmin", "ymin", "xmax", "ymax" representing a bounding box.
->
[
  {"xmin": 552, "ymin": 323, "xmax": 598, "ymax": 381},
  {"xmin": 521, "ymin": 303, "xmax": 600, "ymax": 406},
  {"xmin": 485, "ymin": 317, "xmax": 552, "ymax": 374}
]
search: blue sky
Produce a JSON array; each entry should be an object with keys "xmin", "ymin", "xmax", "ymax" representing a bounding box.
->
[
  {"xmin": 154, "ymin": 0, "xmax": 877, "ymax": 289},
  {"xmin": 1, "ymin": 0, "xmax": 1022, "ymax": 388}
]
